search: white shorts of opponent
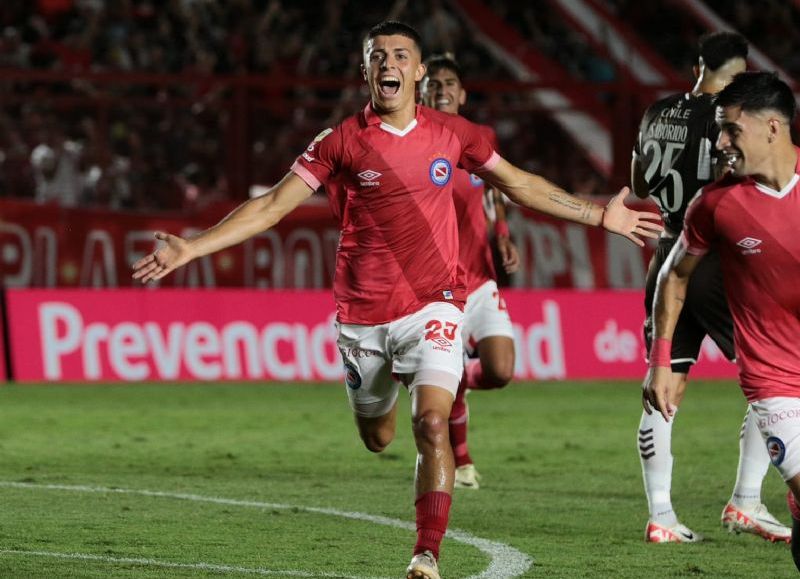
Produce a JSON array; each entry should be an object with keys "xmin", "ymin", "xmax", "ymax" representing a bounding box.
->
[
  {"xmin": 751, "ymin": 397, "xmax": 800, "ymax": 481},
  {"xmin": 462, "ymin": 280, "xmax": 513, "ymax": 357},
  {"xmin": 337, "ymin": 302, "xmax": 464, "ymax": 418}
]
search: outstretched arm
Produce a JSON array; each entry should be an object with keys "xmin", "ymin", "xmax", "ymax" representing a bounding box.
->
[
  {"xmin": 132, "ymin": 172, "xmax": 314, "ymax": 283},
  {"xmin": 641, "ymin": 239, "xmax": 702, "ymax": 421},
  {"xmin": 478, "ymin": 157, "xmax": 663, "ymax": 246}
]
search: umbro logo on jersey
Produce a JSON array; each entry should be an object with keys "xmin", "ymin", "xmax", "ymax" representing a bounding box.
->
[
  {"xmin": 357, "ymin": 169, "xmax": 381, "ymax": 187},
  {"xmin": 737, "ymin": 237, "xmax": 762, "ymax": 255}
]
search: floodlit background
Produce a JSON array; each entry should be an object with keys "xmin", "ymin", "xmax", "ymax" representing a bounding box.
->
[{"xmin": 0, "ymin": 1, "xmax": 797, "ymax": 577}]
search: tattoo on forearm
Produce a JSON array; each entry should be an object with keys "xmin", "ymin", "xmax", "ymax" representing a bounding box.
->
[{"xmin": 547, "ymin": 190, "xmax": 593, "ymax": 221}]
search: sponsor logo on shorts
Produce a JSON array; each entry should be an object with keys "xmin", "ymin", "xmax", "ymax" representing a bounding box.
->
[
  {"xmin": 344, "ymin": 362, "xmax": 362, "ymax": 390},
  {"xmin": 758, "ymin": 408, "xmax": 800, "ymax": 429},
  {"xmin": 767, "ymin": 436, "xmax": 786, "ymax": 466},
  {"xmin": 344, "ymin": 347, "xmax": 378, "ymax": 359},
  {"xmin": 469, "ymin": 174, "xmax": 483, "ymax": 187},
  {"xmin": 442, "ymin": 290, "xmax": 453, "ymax": 300},
  {"xmin": 736, "ymin": 237, "xmax": 762, "ymax": 255},
  {"xmin": 357, "ymin": 169, "xmax": 382, "ymax": 187},
  {"xmin": 429, "ymin": 158, "xmax": 452, "ymax": 186}
]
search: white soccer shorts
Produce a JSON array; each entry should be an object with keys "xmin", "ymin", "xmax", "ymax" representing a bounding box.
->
[
  {"xmin": 751, "ymin": 397, "xmax": 800, "ymax": 481},
  {"xmin": 336, "ymin": 302, "xmax": 464, "ymax": 418},
  {"xmin": 462, "ymin": 280, "xmax": 513, "ymax": 356}
]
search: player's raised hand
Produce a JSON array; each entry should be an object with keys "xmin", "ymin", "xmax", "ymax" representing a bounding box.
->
[
  {"xmin": 497, "ymin": 235, "xmax": 520, "ymax": 274},
  {"xmin": 602, "ymin": 187, "xmax": 663, "ymax": 246},
  {"xmin": 641, "ymin": 366, "xmax": 676, "ymax": 422},
  {"xmin": 132, "ymin": 232, "xmax": 195, "ymax": 284}
]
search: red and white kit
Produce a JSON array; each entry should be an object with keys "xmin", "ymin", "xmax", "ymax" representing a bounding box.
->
[
  {"xmin": 682, "ymin": 149, "xmax": 800, "ymax": 478},
  {"xmin": 291, "ymin": 103, "xmax": 498, "ymax": 408}
]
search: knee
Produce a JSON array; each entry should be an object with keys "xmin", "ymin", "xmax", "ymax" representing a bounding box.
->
[
  {"xmin": 412, "ymin": 410, "xmax": 450, "ymax": 447},
  {"xmin": 481, "ymin": 362, "xmax": 514, "ymax": 389},
  {"xmin": 358, "ymin": 424, "xmax": 395, "ymax": 453}
]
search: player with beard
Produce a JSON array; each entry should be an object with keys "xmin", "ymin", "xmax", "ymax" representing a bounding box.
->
[
  {"xmin": 644, "ymin": 70, "xmax": 800, "ymax": 570},
  {"xmin": 633, "ymin": 32, "xmax": 789, "ymax": 544}
]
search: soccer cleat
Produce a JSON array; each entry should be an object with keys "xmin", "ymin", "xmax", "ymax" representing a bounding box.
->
[
  {"xmin": 406, "ymin": 550, "xmax": 440, "ymax": 579},
  {"xmin": 721, "ymin": 502, "xmax": 792, "ymax": 543},
  {"xmin": 454, "ymin": 463, "xmax": 481, "ymax": 490},
  {"xmin": 645, "ymin": 520, "xmax": 703, "ymax": 543}
]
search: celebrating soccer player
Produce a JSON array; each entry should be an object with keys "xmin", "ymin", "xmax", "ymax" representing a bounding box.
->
[
  {"xmin": 633, "ymin": 32, "xmax": 789, "ymax": 543},
  {"xmin": 643, "ymin": 70, "xmax": 800, "ymax": 570},
  {"xmin": 133, "ymin": 21, "xmax": 661, "ymax": 579}
]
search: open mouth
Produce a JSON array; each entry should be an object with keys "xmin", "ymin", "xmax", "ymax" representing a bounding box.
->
[
  {"xmin": 724, "ymin": 150, "xmax": 741, "ymax": 167},
  {"xmin": 378, "ymin": 76, "xmax": 401, "ymax": 97}
]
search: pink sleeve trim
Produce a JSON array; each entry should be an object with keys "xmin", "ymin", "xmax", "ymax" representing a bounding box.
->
[
  {"xmin": 476, "ymin": 151, "xmax": 500, "ymax": 172},
  {"xmin": 290, "ymin": 161, "xmax": 322, "ymax": 191},
  {"xmin": 678, "ymin": 231, "xmax": 709, "ymax": 257}
]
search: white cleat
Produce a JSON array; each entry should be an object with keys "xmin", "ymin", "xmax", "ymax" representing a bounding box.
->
[
  {"xmin": 645, "ymin": 520, "xmax": 703, "ymax": 543},
  {"xmin": 454, "ymin": 464, "xmax": 481, "ymax": 490},
  {"xmin": 721, "ymin": 502, "xmax": 792, "ymax": 543},
  {"xmin": 406, "ymin": 550, "xmax": 440, "ymax": 579}
]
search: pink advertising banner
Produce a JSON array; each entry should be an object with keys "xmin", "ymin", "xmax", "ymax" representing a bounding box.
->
[
  {"xmin": 0, "ymin": 305, "xmax": 6, "ymax": 382},
  {"xmin": 5, "ymin": 289, "xmax": 737, "ymax": 383}
]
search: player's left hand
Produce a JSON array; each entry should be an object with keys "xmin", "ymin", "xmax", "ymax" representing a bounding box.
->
[
  {"xmin": 641, "ymin": 366, "xmax": 676, "ymax": 422},
  {"xmin": 602, "ymin": 187, "xmax": 663, "ymax": 246},
  {"xmin": 497, "ymin": 235, "xmax": 520, "ymax": 274}
]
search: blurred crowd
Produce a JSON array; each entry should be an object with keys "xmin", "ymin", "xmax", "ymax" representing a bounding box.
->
[{"xmin": 1, "ymin": 0, "xmax": 795, "ymax": 213}]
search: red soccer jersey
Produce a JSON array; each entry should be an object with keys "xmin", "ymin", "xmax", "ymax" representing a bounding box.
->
[
  {"xmin": 453, "ymin": 124, "xmax": 499, "ymax": 293},
  {"xmin": 681, "ymin": 149, "xmax": 800, "ymax": 401},
  {"xmin": 291, "ymin": 103, "xmax": 499, "ymax": 324}
]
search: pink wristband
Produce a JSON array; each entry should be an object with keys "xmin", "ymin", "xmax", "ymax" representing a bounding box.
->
[
  {"xmin": 495, "ymin": 221, "xmax": 510, "ymax": 237},
  {"xmin": 649, "ymin": 338, "xmax": 672, "ymax": 368}
]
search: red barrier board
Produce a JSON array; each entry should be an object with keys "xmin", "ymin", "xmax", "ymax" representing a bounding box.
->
[
  {"xmin": 0, "ymin": 198, "xmax": 339, "ymax": 289},
  {"xmin": 5, "ymin": 289, "xmax": 735, "ymax": 383},
  {"xmin": 0, "ymin": 197, "xmax": 657, "ymax": 290}
]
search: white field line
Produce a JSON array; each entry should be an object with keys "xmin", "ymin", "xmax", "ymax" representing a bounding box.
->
[
  {"xmin": 0, "ymin": 481, "xmax": 533, "ymax": 578},
  {"xmin": 0, "ymin": 549, "xmax": 389, "ymax": 579}
]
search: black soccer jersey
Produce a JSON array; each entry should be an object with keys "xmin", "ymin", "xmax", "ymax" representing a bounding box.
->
[{"xmin": 633, "ymin": 92, "xmax": 720, "ymax": 234}]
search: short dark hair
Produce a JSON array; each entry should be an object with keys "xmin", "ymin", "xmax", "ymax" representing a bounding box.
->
[
  {"xmin": 424, "ymin": 54, "xmax": 462, "ymax": 82},
  {"xmin": 715, "ymin": 71, "xmax": 796, "ymax": 122},
  {"xmin": 364, "ymin": 21, "xmax": 423, "ymax": 54},
  {"xmin": 698, "ymin": 31, "xmax": 748, "ymax": 71}
]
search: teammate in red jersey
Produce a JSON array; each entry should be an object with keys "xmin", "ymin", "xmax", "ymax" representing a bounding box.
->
[
  {"xmin": 633, "ymin": 32, "xmax": 789, "ymax": 544},
  {"xmin": 643, "ymin": 71, "xmax": 800, "ymax": 571},
  {"xmin": 420, "ymin": 54, "xmax": 518, "ymax": 490},
  {"xmin": 134, "ymin": 21, "xmax": 661, "ymax": 579}
]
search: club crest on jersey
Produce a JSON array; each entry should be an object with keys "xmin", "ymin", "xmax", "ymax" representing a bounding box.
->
[
  {"xmin": 767, "ymin": 436, "xmax": 786, "ymax": 466},
  {"xmin": 469, "ymin": 174, "xmax": 483, "ymax": 187},
  {"xmin": 344, "ymin": 361, "xmax": 362, "ymax": 390},
  {"xmin": 429, "ymin": 158, "xmax": 452, "ymax": 186}
]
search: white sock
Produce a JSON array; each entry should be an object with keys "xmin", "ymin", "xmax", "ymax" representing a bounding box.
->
[
  {"xmin": 639, "ymin": 409, "xmax": 678, "ymax": 526},
  {"xmin": 730, "ymin": 404, "xmax": 769, "ymax": 508}
]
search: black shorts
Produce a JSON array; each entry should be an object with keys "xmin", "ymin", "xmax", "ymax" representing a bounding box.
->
[{"xmin": 643, "ymin": 237, "xmax": 735, "ymax": 373}]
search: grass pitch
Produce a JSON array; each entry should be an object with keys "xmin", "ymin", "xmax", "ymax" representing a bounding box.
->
[{"xmin": 0, "ymin": 381, "xmax": 794, "ymax": 578}]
